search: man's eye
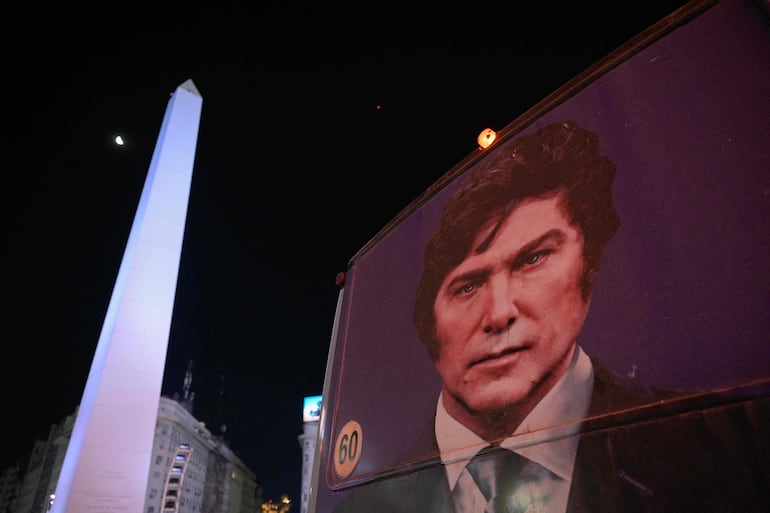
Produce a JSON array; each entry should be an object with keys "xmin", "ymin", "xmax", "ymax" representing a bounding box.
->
[
  {"xmin": 522, "ymin": 250, "xmax": 551, "ymax": 267},
  {"xmin": 524, "ymin": 253, "xmax": 542, "ymax": 265},
  {"xmin": 457, "ymin": 283, "xmax": 475, "ymax": 295}
]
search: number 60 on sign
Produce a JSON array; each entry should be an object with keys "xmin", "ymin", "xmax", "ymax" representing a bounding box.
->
[{"xmin": 333, "ymin": 420, "xmax": 362, "ymax": 479}]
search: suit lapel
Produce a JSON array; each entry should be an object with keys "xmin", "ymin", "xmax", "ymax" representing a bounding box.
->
[{"xmin": 412, "ymin": 462, "xmax": 456, "ymax": 512}]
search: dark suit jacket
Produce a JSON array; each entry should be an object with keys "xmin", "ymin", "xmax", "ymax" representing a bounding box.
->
[{"xmin": 331, "ymin": 359, "xmax": 769, "ymax": 513}]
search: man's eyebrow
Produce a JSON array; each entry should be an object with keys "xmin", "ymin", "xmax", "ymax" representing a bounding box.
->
[
  {"xmin": 516, "ymin": 229, "xmax": 567, "ymax": 256},
  {"xmin": 445, "ymin": 268, "xmax": 489, "ymax": 292},
  {"xmin": 443, "ymin": 229, "xmax": 568, "ymax": 292}
]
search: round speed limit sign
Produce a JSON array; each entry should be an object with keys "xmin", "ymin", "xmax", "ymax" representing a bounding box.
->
[{"xmin": 334, "ymin": 420, "xmax": 362, "ymax": 479}]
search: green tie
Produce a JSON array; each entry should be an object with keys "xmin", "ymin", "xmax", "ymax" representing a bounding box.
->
[{"xmin": 465, "ymin": 445, "xmax": 526, "ymax": 513}]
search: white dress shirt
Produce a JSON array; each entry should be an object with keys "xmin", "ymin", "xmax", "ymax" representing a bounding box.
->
[{"xmin": 436, "ymin": 345, "xmax": 594, "ymax": 513}]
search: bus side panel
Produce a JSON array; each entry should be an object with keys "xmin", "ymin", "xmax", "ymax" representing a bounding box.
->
[{"xmin": 311, "ymin": 1, "xmax": 770, "ymax": 511}]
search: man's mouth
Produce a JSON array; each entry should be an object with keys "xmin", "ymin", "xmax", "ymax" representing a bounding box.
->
[{"xmin": 470, "ymin": 345, "xmax": 525, "ymax": 368}]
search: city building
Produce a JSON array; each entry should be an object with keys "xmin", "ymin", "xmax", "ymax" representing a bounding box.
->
[
  {"xmin": 297, "ymin": 396, "xmax": 321, "ymax": 513},
  {"xmin": 261, "ymin": 494, "xmax": 291, "ymax": 513},
  {"xmin": 145, "ymin": 396, "xmax": 260, "ymax": 513},
  {"xmin": 0, "ymin": 395, "xmax": 261, "ymax": 513},
  {"xmin": 0, "ymin": 458, "xmax": 25, "ymax": 513}
]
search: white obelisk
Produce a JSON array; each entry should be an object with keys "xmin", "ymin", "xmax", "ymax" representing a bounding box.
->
[{"xmin": 51, "ymin": 79, "xmax": 203, "ymax": 513}]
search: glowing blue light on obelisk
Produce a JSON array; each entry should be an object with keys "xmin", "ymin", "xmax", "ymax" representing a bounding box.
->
[{"xmin": 51, "ymin": 79, "xmax": 202, "ymax": 513}]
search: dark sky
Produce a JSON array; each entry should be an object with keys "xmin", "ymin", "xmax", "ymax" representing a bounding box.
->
[{"xmin": 3, "ymin": 1, "xmax": 690, "ymax": 505}]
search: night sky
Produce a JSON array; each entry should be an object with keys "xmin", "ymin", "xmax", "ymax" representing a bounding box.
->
[{"xmin": 3, "ymin": 1, "xmax": 691, "ymax": 505}]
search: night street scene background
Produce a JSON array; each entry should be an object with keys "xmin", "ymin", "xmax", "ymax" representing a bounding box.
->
[{"xmin": 2, "ymin": 1, "xmax": 698, "ymax": 506}]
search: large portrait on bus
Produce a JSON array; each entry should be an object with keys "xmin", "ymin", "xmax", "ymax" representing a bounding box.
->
[{"xmin": 313, "ymin": 1, "xmax": 770, "ymax": 512}]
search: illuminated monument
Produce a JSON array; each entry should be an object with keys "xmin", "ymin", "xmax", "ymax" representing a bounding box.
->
[{"xmin": 51, "ymin": 80, "xmax": 202, "ymax": 513}]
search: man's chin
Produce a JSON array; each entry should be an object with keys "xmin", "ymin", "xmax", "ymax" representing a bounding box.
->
[
  {"xmin": 463, "ymin": 384, "xmax": 530, "ymax": 417},
  {"xmin": 464, "ymin": 392, "xmax": 530, "ymax": 442}
]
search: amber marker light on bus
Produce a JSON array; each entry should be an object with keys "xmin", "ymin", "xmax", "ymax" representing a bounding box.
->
[{"xmin": 477, "ymin": 128, "xmax": 496, "ymax": 149}]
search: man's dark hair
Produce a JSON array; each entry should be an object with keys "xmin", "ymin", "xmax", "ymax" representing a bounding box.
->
[{"xmin": 413, "ymin": 121, "xmax": 620, "ymax": 361}]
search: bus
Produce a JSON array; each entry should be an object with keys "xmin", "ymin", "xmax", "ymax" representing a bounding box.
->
[{"xmin": 309, "ymin": 1, "xmax": 770, "ymax": 511}]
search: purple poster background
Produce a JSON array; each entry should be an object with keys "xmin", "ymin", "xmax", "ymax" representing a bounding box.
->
[{"xmin": 315, "ymin": 0, "xmax": 770, "ymax": 507}]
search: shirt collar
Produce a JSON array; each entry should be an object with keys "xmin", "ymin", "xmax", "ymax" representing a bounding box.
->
[{"xmin": 436, "ymin": 345, "xmax": 594, "ymax": 486}]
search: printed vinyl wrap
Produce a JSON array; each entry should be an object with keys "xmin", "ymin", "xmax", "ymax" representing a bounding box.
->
[{"xmin": 312, "ymin": 1, "xmax": 770, "ymax": 512}]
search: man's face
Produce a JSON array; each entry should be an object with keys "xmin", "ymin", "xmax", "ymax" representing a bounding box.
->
[{"xmin": 433, "ymin": 194, "xmax": 591, "ymax": 428}]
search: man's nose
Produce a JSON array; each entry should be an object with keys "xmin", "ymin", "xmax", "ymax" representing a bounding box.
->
[{"xmin": 482, "ymin": 275, "xmax": 517, "ymax": 334}]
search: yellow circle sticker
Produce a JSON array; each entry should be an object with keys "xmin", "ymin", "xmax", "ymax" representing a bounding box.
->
[{"xmin": 333, "ymin": 420, "xmax": 362, "ymax": 479}]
